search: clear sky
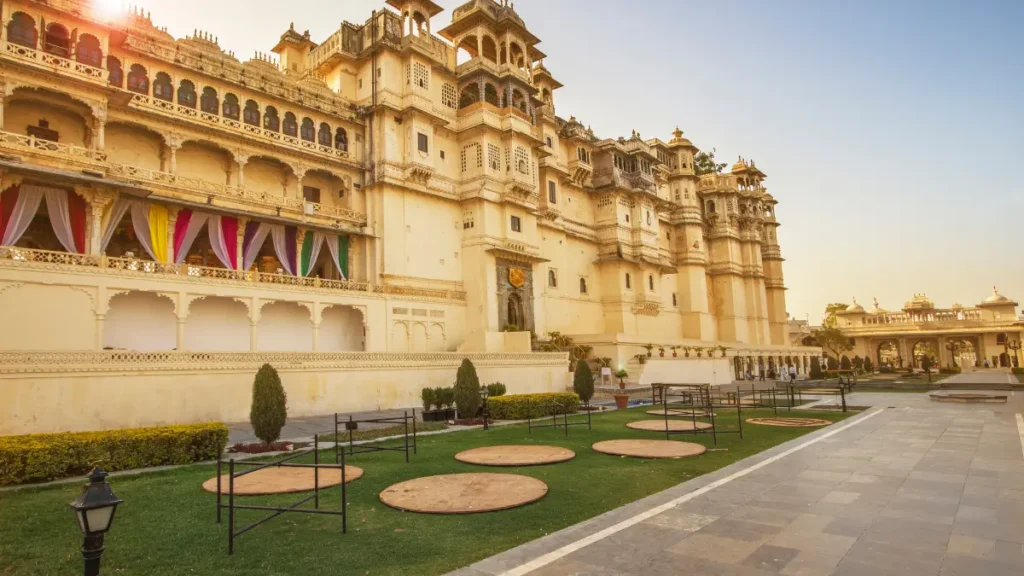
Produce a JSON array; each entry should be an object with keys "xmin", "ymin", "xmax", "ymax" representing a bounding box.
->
[{"xmin": 114, "ymin": 0, "xmax": 1024, "ymax": 321}]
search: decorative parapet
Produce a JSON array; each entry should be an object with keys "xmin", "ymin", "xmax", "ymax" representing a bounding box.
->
[
  {"xmin": 0, "ymin": 350, "xmax": 569, "ymax": 374},
  {"xmin": 2, "ymin": 41, "xmax": 105, "ymax": 85},
  {"xmin": 0, "ymin": 247, "xmax": 467, "ymax": 302}
]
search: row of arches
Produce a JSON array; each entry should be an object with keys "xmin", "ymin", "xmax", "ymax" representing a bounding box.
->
[
  {"xmin": 454, "ymin": 33, "xmax": 530, "ymax": 72},
  {"xmin": 458, "ymin": 82, "xmax": 529, "ymax": 113},
  {"xmin": 116, "ymin": 65, "xmax": 350, "ymax": 151},
  {"xmin": 103, "ymin": 292, "xmax": 364, "ymax": 352},
  {"xmin": 391, "ymin": 320, "xmax": 447, "ymax": 353},
  {"xmin": 6, "ymin": 13, "xmax": 103, "ymax": 66}
]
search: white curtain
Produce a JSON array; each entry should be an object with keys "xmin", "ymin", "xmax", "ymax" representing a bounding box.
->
[
  {"xmin": 0, "ymin": 185, "xmax": 45, "ymax": 246},
  {"xmin": 270, "ymin": 225, "xmax": 294, "ymax": 275},
  {"xmin": 129, "ymin": 200, "xmax": 157, "ymax": 261},
  {"xmin": 174, "ymin": 212, "xmax": 209, "ymax": 264},
  {"xmin": 207, "ymin": 215, "xmax": 234, "ymax": 270},
  {"xmin": 99, "ymin": 198, "xmax": 131, "ymax": 253},
  {"xmin": 242, "ymin": 222, "xmax": 271, "ymax": 271},
  {"xmin": 41, "ymin": 187, "xmax": 77, "ymax": 253},
  {"xmin": 324, "ymin": 234, "xmax": 346, "ymax": 280},
  {"xmin": 303, "ymin": 232, "xmax": 324, "ymax": 276}
]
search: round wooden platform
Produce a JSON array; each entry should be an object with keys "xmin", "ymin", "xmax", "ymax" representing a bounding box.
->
[
  {"xmin": 379, "ymin": 473, "xmax": 548, "ymax": 514},
  {"xmin": 454, "ymin": 445, "xmax": 575, "ymax": 467},
  {"xmin": 930, "ymin": 393, "xmax": 1007, "ymax": 404},
  {"xmin": 646, "ymin": 408, "xmax": 715, "ymax": 417},
  {"xmin": 745, "ymin": 417, "xmax": 832, "ymax": 428},
  {"xmin": 202, "ymin": 465, "xmax": 364, "ymax": 496},
  {"xmin": 626, "ymin": 419, "xmax": 713, "ymax": 432},
  {"xmin": 592, "ymin": 439, "xmax": 707, "ymax": 459},
  {"xmin": 800, "ymin": 388, "xmax": 842, "ymax": 395}
]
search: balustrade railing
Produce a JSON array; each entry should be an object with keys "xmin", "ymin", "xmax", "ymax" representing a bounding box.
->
[
  {"xmin": 0, "ymin": 131, "xmax": 107, "ymax": 165},
  {"xmin": 0, "ymin": 247, "xmax": 466, "ymax": 301},
  {"xmin": 3, "ymin": 41, "xmax": 105, "ymax": 83},
  {"xmin": 861, "ymin": 309, "xmax": 985, "ymax": 326}
]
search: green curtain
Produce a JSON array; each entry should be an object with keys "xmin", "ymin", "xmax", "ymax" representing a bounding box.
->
[
  {"xmin": 300, "ymin": 230, "xmax": 315, "ymax": 276},
  {"xmin": 337, "ymin": 235, "xmax": 349, "ymax": 279}
]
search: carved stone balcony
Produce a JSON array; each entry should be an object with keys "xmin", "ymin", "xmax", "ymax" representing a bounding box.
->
[{"xmin": 2, "ymin": 41, "xmax": 106, "ymax": 86}]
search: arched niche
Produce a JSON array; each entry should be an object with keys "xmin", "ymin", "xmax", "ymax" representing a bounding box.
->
[
  {"xmin": 0, "ymin": 284, "xmax": 95, "ymax": 350},
  {"xmin": 105, "ymin": 122, "xmax": 164, "ymax": 170},
  {"xmin": 245, "ymin": 156, "xmax": 290, "ymax": 197},
  {"xmin": 177, "ymin": 140, "xmax": 232, "ymax": 185},
  {"xmin": 258, "ymin": 301, "xmax": 313, "ymax": 352},
  {"xmin": 428, "ymin": 323, "xmax": 445, "ymax": 352},
  {"xmin": 320, "ymin": 305, "xmax": 364, "ymax": 351},
  {"xmin": 411, "ymin": 322, "xmax": 428, "ymax": 353},
  {"xmin": 391, "ymin": 321, "xmax": 410, "ymax": 352},
  {"xmin": 5, "ymin": 88, "xmax": 93, "ymax": 147},
  {"xmin": 184, "ymin": 297, "xmax": 249, "ymax": 351},
  {"xmin": 103, "ymin": 291, "xmax": 176, "ymax": 351}
]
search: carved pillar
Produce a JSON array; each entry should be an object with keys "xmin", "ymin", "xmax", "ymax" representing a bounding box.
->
[
  {"xmin": 312, "ymin": 321, "xmax": 320, "ymax": 351},
  {"xmin": 90, "ymin": 105, "xmax": 107, "ymax": 150},
  {"xmin": 295, "ymin": 227, "xmax": 305, "ymax": 274},
  {"xmin": 87, "ymin": 191, "xmax": 115, "ymax": 256},
  {"xmin": 162, "ymin": 136, "xmax": 183, "ymax": 173},
  {"xmin": 476, "ymin": 34, "xmax": 482, "ymax": 58},
  {"xmin": 232, "ymin": 151, "xmax": 250, "ymax": 188},
  {"xmin": 236, "ymin": 217, "xmax": 247, "ymax": 271},
  {"xmin": 293, "ymin": 165, "xmax": 308, "ymax": 200},
  {"xmin": 250, "ymin": 321, "xmax": 258, "ymax": 351},
  {"xmin": 176, "ymin": 319, "xmax": 186, "ymax": 350}
]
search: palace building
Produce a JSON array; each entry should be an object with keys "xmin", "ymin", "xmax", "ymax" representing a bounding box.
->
[
  {"xmin": 830, "ymin": 290, "xmax": 1023, "ymax": 369},
  {"xmin": 0, "ymin": 0, "xmax": 814, "ymax": 434}
]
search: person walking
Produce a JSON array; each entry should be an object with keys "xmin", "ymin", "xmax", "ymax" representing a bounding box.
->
[
  {"xmin": 789, "ymin": 363, "xmax": 797, "ymax": 383},
  {"xmin": 758, "ymin": 364, "xmax": 766, "ymax": 381}
]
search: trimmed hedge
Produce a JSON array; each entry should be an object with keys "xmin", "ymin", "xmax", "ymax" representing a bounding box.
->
[
  {"xmin": 0, "ymin": 423, "xmax": 229, "ymax": 486},
  {"xmin": 1012, "ymin": 367, "xmax": 1024, "ymax": 375},
  {"xmin": 488, "ymin": 393, "xmax": 581, "ymax": 420},
  {"xmin": 939, "ymin": 367, "xmax": 962, "ymax": 375}
]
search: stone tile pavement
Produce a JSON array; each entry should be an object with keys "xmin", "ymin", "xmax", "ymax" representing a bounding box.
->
[{"xmin": 450, "ymin": 391, "xmax": 1024, "ymax": 575}]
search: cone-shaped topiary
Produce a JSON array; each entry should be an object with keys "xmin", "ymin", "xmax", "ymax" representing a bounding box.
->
[
  {"xmin": 454, "ymin": 358, "xmax": 481, "ymax": 419},
  {"xmin": 809, "ymin": 357, "xmax": 824, "ymax": 379},
  {"xmin": 864, "ymin": 357, "xmax": 874, "ymax": 373},
  {"xmin": 573, "ymin": 359, "xmax": 594, "ymax": 404},
  {"xmin": 250, "ymin": 363, "xmax": 287, "ymax": 445},
  {"xmin": 840, "ymin": 355, "xmax": 852, "ymax": 370}
]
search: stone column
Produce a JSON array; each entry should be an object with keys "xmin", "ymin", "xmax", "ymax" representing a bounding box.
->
[
  {"xmin": 87, "ymin": 191, "xmax": 115, "ymax": 256},
  {"xmin": 293, "ymin": 165, "xmax": 308, "ymax": 201},
  {"xmin": 95, "ymin": 314, "xmax": 105, "ymax": 350},
  {"xmin": 235, "ymin": 217, "xmax": 247, "ymax": 272},
  {"xmin": 312, "ymin": 321, "xmax": 320, "ymax": 352},
  {"xmin": 232, "ymin": 151, "xmax": 250, "ymax": 187},
  {"xmin": 162, "ymin": 136, "xmax": 183, "ymax": 173},
  {"xmin": 250, "ymin": 322, "xmax": 258, "ymax": 351},
  {"xmin": 176, "ymin": 319, "xmax": 186, "ymax": 350},
  {"xmin": 92, "ymin": 117, "xmax": 106, "ymax": 150},
  {"xmin": 166, "ymin": 206, "xmax": 179, "ymax": 264}
]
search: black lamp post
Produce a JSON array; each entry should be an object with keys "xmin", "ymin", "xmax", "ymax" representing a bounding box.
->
[
  {"xmin": 1008, "ymin": 340, "xmax": 1021, "ymax": 368},
  {"xmin": 479, "ymin": 386, "xmax": 490, "ymax": 431},
  {"xmin": 69, "ymin": 468, "xmax": 123, "ymax": 576},
  {"xmin": 945, "ymin": 341, "xmax": 959, "ymax": 368}
]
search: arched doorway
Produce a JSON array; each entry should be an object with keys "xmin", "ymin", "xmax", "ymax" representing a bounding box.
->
[
  {"xmin": 877, "ymin": 340, "xmax": 900, "ymax": 368},
  {"xmin": 507, "ymin": 293, "xmax": 524, "ymax": 330},
  {"xmin": 911, "ymin": 341, "xmax": 937, "ymax": 369},
  {"xmin": 948, "ymin": 338, "xmax": 978, "ymax": 368}
]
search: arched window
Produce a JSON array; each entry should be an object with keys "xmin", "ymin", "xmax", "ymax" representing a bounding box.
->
[
  {"xmin": 316, "ymin": 123, "xmax": 331, "ymax": 146},
  {"xmin": 75, "ymin": 34, "xmax": 102, "ymax": 67},
  {"xmin": 6, "ymin": 13, "xmax": 38, "ymax": 49},
  {"xmin": 548, "ymin": 270, "xmax": 557, "ymax": 288},
  {"xmin": 625, "ymin": 273, "xmax": 631, "ymax": 290},
  {"xmin": 263, "ymin": 106, "xmax": 279, "ymax": 131},
  {"xmin": 484, "ymin": 83, "xmax": 499, "ymax": 107},
  {"xmin": 579, "ymin": 278, "xmax": 588, "ymax": 295},
  {"xmin": 282, "ymin": 112, "xmax": 298, "ymax": 137},
  {"xmin": 243, "ymin": 100, "xmax": 259, "ymax": 126},
  {"xmin": 707, "ymin": 200, "xmax": 716, "ymax": 214},
  {"xmin": 152, "ymin": 72, "xmax": 172, "ymax": 101},
  {"xmin": 300, "ymin": 118, "xmax": 315, "ymax": 142},
  {"xmin": 43, "ymin": 23, "xmax": 70, "ymax": 57},
  {"xmin": 177, "ymin": 80, "xmax": 197, "ymax": 108},
  {"xmin": 107, "ymin": 56, "xmax": 123, "ymax": 87},
  {"xmin": 648, "ymin": 275, "xmax": 654, "ymax": 291},
  {"xmin": 334, "ymin": 127, "xmax": 348, "ymax": 151},
  {"xmin": 223, "ymin": 94, "xmax": 240, "ymax": 119},
  {"xmin": 459, "ymin": 86, "xmax": 479, "ymax": 109},
  {"xmin": 127, "ymin": 64, "xmax": 149, "ymax": 94},
  {"xmin": 672, "ymin": 293, "xmax": 677, "ymax": 307},
  {"xmin": 198, "ymin": 87, "xmax": 218, "ymax": 113}
]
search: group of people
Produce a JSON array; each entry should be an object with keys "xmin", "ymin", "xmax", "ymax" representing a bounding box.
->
[{"xmin": 743, "ymin": 363, "xmax": 798, "ymax": 382}]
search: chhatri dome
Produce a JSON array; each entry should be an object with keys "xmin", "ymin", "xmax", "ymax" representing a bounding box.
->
[
  {"xmin": 870, "ymin": 297, "xmax": 886, "ymax": 314},
  {"xmin": 844, "ymin": 297, "xmax": 865, "ymax": 313},
  {"xmin": 982, "ymin": 286, "xmax": 1014, "ymax": 304}
]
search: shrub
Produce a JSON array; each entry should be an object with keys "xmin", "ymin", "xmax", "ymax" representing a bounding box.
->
[
  {"xmin": 939, "ymin": 367, "xmax": 962, "ymax": 375},
  {"xmin": 809, "ymin": 357, "xmax": 824, "ymax": 379},
  {"xmin": 454, "ymin": 359, "xmax": 481, "ymax": 419},
  {"xmin": 250, "ymin": 364, "xmax": 287, "ymax": 445},
  {"xmin": 436, "ymin": 387, "xmax": 455, "ymax": 409},
  {"xmin": 840, "ymin": 355, "xmax": 852, "ymax": 370},
  {"xmin": 864, "ymin": 357, "xmax": 874, "ymax": 373},
  {"xmin": 421, "ymin": 387, "xmax": 436, "ymax": 411},
  {"xmin": 488, "ymin": 393, "xmax": 581, "ymax": 420},
  {"xmin": 826, "ymin": 356, "xmax": 839, "ymax": 370},
  {"xmin": 921, "ymin": 356, "xmax": 933, "ymax": 373},
  {"xmin": 485, "ymin": 383, "xmax": 507, "ymax": 397},
  {"xmin": 1012, "ymin": 367, "xmax": 1024, "ymax": 375},
  {"xmin": 573, "ymin": 359, "xmax": 595, "ymax": 404},
  {"xmin": 0, "ymin": 423, "xmax": 228, "ymax": 486}
]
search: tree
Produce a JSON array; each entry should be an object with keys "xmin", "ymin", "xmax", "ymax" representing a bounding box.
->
[
  {"xmin": 823, "ymin": 303, "xmax": 849, "ymax": 328},
  {"xmin": 454, "ymin": 358, "xmax": 481, "ymax": 419},
  {"xmin": 840, "ymin": 355, "xmax": 852, "ymax": 370},
  {"xmin": 809, "ymin": 357, "xmax": 824, "ymax": 379},
  {"xmin": 827, "ymin": 356, "xmax": 839, "ymax": 370},
  {"xmin": 921, "ymin": 355, "xmax": 933, "ymax": 382},
  {"xmin": 863, "ymin": 357, "xmax": 874, "ymax": 373},
  {"xmin": 694, "ymin": 148, "xmax": 727, "ymax": 176},
  {"xmin": 250, "ymin": 363, "xmax": 287, "ymax": 445},
  {"xmin": 573, "ymin": 359, "xmax": 595, "ymax": 405},
  {"xmin": 852, "ymin": 355, "xmax": 864, "ymax": 372},
  {"xmin": 810, "ymin": 326, "xmax": 854, "ymax": 363}
]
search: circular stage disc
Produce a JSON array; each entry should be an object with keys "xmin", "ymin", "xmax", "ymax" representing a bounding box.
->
[
  {"xmin": 202, "ymin": 465, "xmax": 363, "ymax": 496},
  {"xmin": 379, "ymin": 473, "xmax": 548, "ymax": 514},
  {"xmin": 593, "ymin": 439, "xmax": 706, "ymax": 459},
  {"xmin": 646, "ymin": 408, "xmax": 715, "ymax": 417},
  {"xmin": 800, "ymin": 388, "xmax": 842, "ymax": 395},
  {"xmin": 746, "ymin": 417, "xmax": 831, "ymax": 428},
  {"xmin": 627, "ymin": 419, "xmax": 713, "ymax": 432},
  {"xmin": 455, "ymin": 445, "xmax": 575, "ymax": 467}
]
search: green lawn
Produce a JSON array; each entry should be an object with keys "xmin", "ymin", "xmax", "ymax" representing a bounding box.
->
[{"xmin": 0, "ymin": 406, "xmax": 851, "ymax": 576}]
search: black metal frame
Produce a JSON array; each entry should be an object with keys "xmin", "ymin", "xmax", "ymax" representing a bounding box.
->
[
  {"xmin": 723, "ymin": 382, "xmax": 779, "ymax": 416},
  {"xmin": 216, "ymin": 434, "xmax": 347, "ymax": 555},
  {"xmin": 527, "ymin": 402, "xmax": 592, "ymax": 436},
  {"xmin": 784, "ymin": 382, "xmax": 848, "ymax": 412},
  {"xmin": 651, "ymin": 383, "xmax": 747, "ymax": 445},
  {"xmin": 332, "ymin": 411, "xmax": 417, "ymax": 463}
]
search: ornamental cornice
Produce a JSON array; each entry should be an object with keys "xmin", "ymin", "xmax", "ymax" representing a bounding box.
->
[{"xmin": 0, "ymin": 351, "xmax": 571, "ymax": 375}]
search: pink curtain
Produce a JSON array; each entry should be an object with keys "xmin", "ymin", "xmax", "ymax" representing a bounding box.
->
[
  {"xmin": 0, "ymin": 185, "xmax": 44, "ymax": 247},
  {"xmin": 172, "ymin": 209, "xmax": 209, "ymax": 264},
  {"xmin": 207, "ymin": 215, "xmax": 238, "ymax": 269}
]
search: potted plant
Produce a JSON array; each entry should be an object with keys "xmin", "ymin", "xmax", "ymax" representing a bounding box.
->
[
  {"xmin": 643, "ymin": 344, "xmax": 654, "ymax": 357},
  {"xmin": 634, "ymin": 353, "xmax": 647, "ymax": 365},
  {"xmin": 670, "ymin": 345, "xmax": 679, "ymax": 358},
  {"xmin": 718, "ymin": 345, "xmax": 728, "ymax": 358},
  {"xmin": 658, "ymin": 346, "xmax": 665, "ymax": 357},
  {"xmin": 693, "ymin": 346, "xmax": 704, "ymax": 358},
  {"xmin": 613, "ymin": 369, "xmax": 630, "ymax": 409},
  {"xmin": 421, "ymin": 387, "xmax": 440, "ymax": 422},
  {"xmin": 435, "ymin": 386, "xmax": 456, "ymax": 421},
  {"xmin": 683, "ymin": 346, "xmax": 692, "ymax": 357}
]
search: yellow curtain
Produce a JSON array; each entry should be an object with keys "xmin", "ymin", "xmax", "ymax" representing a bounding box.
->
[{"xmin": 148, "ymin": 204, "xmax": 169, "ymax": 264}]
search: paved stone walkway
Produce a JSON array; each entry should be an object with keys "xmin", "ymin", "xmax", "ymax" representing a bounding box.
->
[
  {"xmin": 941, "ymin": 371, "xmax": 1017, "ymax": 387},
  {"xmin": 451, "ymin": 391, "xmax": 1024, "ymax": 575}
]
